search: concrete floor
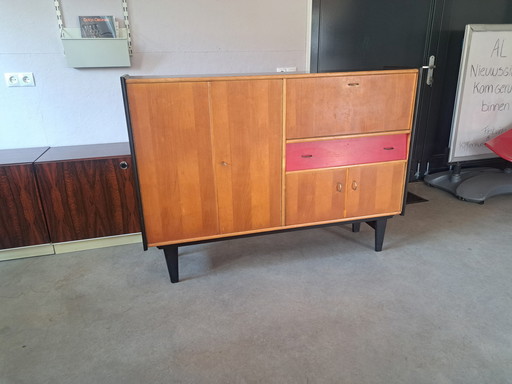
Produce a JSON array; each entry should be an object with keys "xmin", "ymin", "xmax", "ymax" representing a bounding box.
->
[{"xmin": 1, "ymin": 182, "xmax": 512, "ymax": 384}]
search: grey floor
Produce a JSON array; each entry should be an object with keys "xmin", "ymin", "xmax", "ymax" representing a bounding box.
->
[{"xmin": 1, "ymin": 182, "xmax": 512, "ymax": 384}]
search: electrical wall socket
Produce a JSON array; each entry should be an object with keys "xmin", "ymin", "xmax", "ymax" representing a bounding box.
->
[
  {"xmin": 276, "ymin": 67, "xmax": 297, "ymax": 73},
  {"xmin": 4, "ymin": 72, "xmax": 35, "ymax": 87}
]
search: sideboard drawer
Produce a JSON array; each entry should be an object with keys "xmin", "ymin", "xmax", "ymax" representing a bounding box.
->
[{"xmin": 286, "ymin": 134, "xmax": 408, "ymax": 171}]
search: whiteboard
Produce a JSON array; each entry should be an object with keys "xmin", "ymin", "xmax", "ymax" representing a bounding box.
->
[{"xmin": 448, "ymin": 24, "xmax": 512, "ymax": 163}]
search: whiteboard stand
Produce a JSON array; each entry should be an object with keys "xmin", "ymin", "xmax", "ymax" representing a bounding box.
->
[
  {"xmin": 455, "ymin": 169, "xmax": 512, "ymax": 203},
  {"xmin": 424, "ymin": 24, "xmax": 512, "ymax": 202},
  {"xmin": 424, "ymin": 167, "xmax": 505, "ymax": 203}
]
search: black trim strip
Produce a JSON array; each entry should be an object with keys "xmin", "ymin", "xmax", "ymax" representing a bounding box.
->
[{"xmin": 121, "ymin": 75, "xmax": 149, "ymax": 251}]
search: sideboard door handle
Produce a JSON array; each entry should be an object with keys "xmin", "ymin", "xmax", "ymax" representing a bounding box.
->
[
  {"xmin": 352, "ymin": 181, "xmax": 358, "ymax": 191},
  {"xmin": 336, "ymin": 182, "xmax": 343, "ymax": 192}
]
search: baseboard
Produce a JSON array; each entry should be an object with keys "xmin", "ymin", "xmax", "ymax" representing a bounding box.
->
[
  {"xmin": 0, "ymin": 233, "xmax": 143, "ymax": 262},
  {"xmin": 0, "ymin": 244, "xmax": 55, "ymax": 262},
  {"xmin": 53, "ymin": 233, "xmax": 143, "ymax": 254}
]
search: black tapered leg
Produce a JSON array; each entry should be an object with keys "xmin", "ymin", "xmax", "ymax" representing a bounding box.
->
[
  {"xmin": 163, "ymin": 245, "xmax": 179, "ymax": 283},
  {"xmin": 352, "ymin": 222, "xmax": 361, "ymax": 233},
  {"xmin": 366, "ymin": 218, "xmax": 387, "ymax": 252}
]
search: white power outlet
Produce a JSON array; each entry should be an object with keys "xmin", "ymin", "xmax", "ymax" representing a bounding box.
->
[
  {"xmin": 4, "ymin": 72, "xmax": 35, "ymax": 87},
  {"xmin": 276, "ymin": 67, "xmax": 297, "ymax": 73}
]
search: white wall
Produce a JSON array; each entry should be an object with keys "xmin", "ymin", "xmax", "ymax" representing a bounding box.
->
[{"xmin": 0, "ymin": 0, "xmax": 310, "ymax": 150}]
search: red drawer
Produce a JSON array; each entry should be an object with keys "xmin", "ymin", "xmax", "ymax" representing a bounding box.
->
[{"xmin": 286, "ymin": 134, "xmax": 408, "ymax": 171}]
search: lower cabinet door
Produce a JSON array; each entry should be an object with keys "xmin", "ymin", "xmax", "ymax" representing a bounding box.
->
[
  {"xmin": 285, "ymin": 168, "xmax": 348, "ymax": 225},
  {"xmin": 211, "ymin": 79, "xmax": 283, "ymax": 233},
  {"xmin": 36, "ymin": 157, "xmax": 141, "ymax": 243},
  {"xmin": 127, "ymin": 81, "xmax": 219, "ymax": 245},
  {"xmin": 0, "ymin": 164, "xmax": 50, "ymax": 249},
  {"xmin": 346, "ymin": 162, "xmax": 406, "ymax": 218}
]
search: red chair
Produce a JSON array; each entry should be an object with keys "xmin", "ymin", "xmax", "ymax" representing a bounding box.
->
[{"xmin": 485, "ymin": 128, "xmax": 512, "ymax": 163}]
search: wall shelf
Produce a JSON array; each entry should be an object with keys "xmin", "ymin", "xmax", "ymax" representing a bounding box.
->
[
  {"xmin": 61, "ymin": 27, "xmax": 131, "ymax": 68},
  {"xmin": 54, "ymin": 0, "xmax": 133, "ymax": 68}
]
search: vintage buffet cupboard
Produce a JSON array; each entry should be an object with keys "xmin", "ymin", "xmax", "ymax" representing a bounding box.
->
[{"xmin": 121, "ymin": 69, "xmax": 418, "ymax": 282}]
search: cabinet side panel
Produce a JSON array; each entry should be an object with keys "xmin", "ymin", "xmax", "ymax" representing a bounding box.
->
[
  {"xmin": 126, "ymin": 82, "xmax": 219, "ymax": 244},
  {"xmin": 211, "ymin": 80, "xmax": 283, "ymax": 233},
  {"xmin": 286, "ymin": 73, "xmax": 417, "ymax": 139},
  {"xmin": 36, "ymin": 157, "xmax": 141, "ymax": 243},
  {"xmin": 346, "ymin": 162, "xmax": 406, "ymax": 218},
  {"xmin": 285, "ymin": 169, "xmax": 347, "ymax": 225},
  {"xmin": 0, "ymin": 164, "xmax": 50, "ymax": 249}
]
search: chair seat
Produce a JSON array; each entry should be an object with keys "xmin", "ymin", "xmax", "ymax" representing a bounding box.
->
[{"xmin": 485, "ymin": 128, "xmax": 512, "ymax": 162}]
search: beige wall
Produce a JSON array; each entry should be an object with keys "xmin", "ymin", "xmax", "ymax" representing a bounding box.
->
[{"xmin": 0, "ymin": 0, "xmax": 310, "ymax": 149}]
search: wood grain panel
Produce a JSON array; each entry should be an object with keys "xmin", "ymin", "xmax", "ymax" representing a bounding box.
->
[
  {"xmin": 345, "ymin": 162, "xmax": 406, "ymax": 218},
  {"xmin": 285, "ymin": 168, "xmax": 347, "ymax": 225},
  {"xmin": 36, "ymin": 157, "xmax": 140, "ymax": 243},
  {"xmin": 0, "ymin": 164, "xmax": 50, "ymax": 249},
  {"xmin": 126, "ymin": 82, "xmax": 219, "ymax": 244},
  {"xmin": 286, "ymin": 72, "xmax": 417, "ymax": 139},
  {"xmin": 210, "ymin": 80, "xmax": 283, "ymax": 233}
]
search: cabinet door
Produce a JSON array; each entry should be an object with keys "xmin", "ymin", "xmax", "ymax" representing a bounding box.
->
[
  {"xmin": 286, "ymin": 73, "xmax": 417, "ymax": 139},
  {"xmin": 286, "ymin": 169, "xmax": 347, "ymax": 225},
  {"xmin": 210, "ymin": 80, "xmax": 283, "ymax": 233},
  {"xmin": 345, "ymin": 162, "xmax": 406, "ymax": 218},
  {"xmin": 36, "ymin": 157, "xmax": 140, "ymax": 243},
  {"xmin": 127, "ymin": 82, "xmax": 218, "ymax": 245},
  {"xmin": 0, "ymin": 164, "xmax": 50, "ymax": 249}
]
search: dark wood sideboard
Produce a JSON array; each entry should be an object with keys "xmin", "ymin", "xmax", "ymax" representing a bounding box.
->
[{"xmin": 0, "ymin": 143, "xmax": 140, "ymax": 251}]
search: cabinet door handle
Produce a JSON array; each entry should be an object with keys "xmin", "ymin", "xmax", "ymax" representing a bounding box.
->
[
  {"xmin": 119, "ymin": 161, "xmax": 129, "ymax": 170},
  {"xmin": 336, "ymin": 182, "xmax": 343, "ymax": 192},
  {"xmin": 352, "ymin": 181, "xmax": 358, "ymax": 190},
  {"xmin": 220, "ymin": 161, "xmax": 229, "ymax": 166}
]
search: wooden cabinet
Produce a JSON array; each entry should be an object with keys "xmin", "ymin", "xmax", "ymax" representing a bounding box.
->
[
  {"xmin": 35, "ymin": 143, "xmax": 140, "ymax": 243},
  {"xmin": 0, "ymin": 148, "xmax": 50, "ymax": 249},
  {"xmin": 122, "ymin": 69, "xmax": 418, "ymax": 282}
]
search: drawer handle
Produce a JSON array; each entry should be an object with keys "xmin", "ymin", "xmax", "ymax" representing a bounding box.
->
[
  {"xmin": 119, "ymin": 161, "xmax": 129, "ymax": 170},
  {"xmin": 352, "ymin": 181, "xmax": 358, "ymax": 191},
  {"xmin": 383, "ymin": 147, "xmax": 395, "ymax": 150},
  {"xmin": 336, "ymin": 182, "xmax": 343, "ymax": 192},
  {"xmin": 301, "ymin": 154, "xmax": 313, "ymax": 158},
  {"xmin": 347, "ymin": 82, "xmax": 360, "ymax": 87},
  {"xmin": 220, "ymin": 161, "xmax": 229, "ymax": 166}
]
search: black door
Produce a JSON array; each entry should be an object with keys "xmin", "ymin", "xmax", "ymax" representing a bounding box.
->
[{"xmin": 311, "ymin": 0, "xmax": 512, "ymax": 179}]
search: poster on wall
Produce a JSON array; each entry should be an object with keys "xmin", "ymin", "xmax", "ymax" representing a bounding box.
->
[{"xmin": 448, "ymin": 24, "xmax": 512, "ymax": 163}]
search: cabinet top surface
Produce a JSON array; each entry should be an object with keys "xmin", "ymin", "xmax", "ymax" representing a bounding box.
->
[
  {"xmin": 123, "ymin": 69, "xmax": 419, "ymax": 84},
  {"xmin": 0, "ymin": 147, "xmax": 49, "ymax": 165},
  {"xmin": 36, "ymin": 142, "xmax": 131, "ymax": 163}
]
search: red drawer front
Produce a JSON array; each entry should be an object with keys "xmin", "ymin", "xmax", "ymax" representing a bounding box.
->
[{"xmin": 286, "ymin": 134, "xmax": 408, "ymax": 171}]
